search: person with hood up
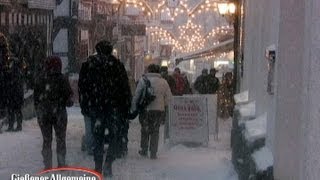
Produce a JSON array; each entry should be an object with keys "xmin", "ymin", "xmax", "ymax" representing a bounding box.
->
[{"xmin": 34, "ymin": 56, "xmax": 73, "ymax": 170}]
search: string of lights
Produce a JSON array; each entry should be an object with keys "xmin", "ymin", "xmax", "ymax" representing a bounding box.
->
[{"xmin": 126, "ymin": 0, "xmax": 234, "ymax": 56}]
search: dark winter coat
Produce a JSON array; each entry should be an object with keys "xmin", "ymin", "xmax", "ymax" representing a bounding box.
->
[
  {"xmin": 6, "ymin": 57, "xmax": 24, "ymax": 109},
  {"xmin": 78, "ymin": 54, "xmax": 132, "ymax": 118},
  {"xmin": 206, "ymin": 75, "xmax": 220, "ymax": 94},
  {"xmin": 34, "ymin": 72, "xmax": 72, "ymax": 113},
  {"xmin": 194, "ymin": 74, "xmax": 207, "ymax": 94},
  {"xmin": 161, "ymin": 74, "xmax": 175, "ymax": 94},
  {"xmin": 0, "ymin": 63, "xmax": 7, "ymax": 109}
]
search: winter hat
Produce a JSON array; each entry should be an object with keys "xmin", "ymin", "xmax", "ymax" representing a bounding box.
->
[{"xmin": 45, "ymin": 56, "xmax": 62, "ymax": 73}]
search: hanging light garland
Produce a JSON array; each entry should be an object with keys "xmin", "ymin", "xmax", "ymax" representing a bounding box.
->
[
  {"xmin": 125, "ymin": 0, "xmax": 153, "ymax": 17},
  {"xmin": 146, "ymin": 26, "xmax": 177, "ymax": 45},
  {"xmin": 129, "ymin": 0, "xmax": 234, "ymax": 57},
  {"xmin": 174, "ymin": 19, "xmax": 206, "ymax": 53}
]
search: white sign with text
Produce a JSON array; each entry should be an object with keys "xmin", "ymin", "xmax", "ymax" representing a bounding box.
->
[{"xmin": 169, "ymin": 96, "xmax": 209, "ymax": 146}]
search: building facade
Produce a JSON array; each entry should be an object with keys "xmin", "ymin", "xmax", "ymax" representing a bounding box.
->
[
  {"xmin": 241, "ymin": 0, "xmax": 320, "ymax": 179},
  {"xmin": 0, "ymin": 0, "xmax": 55, "ymax": 88},
  {"xmin": 53, "ymin": 0, "xmax": 94, "ymax": 73}
]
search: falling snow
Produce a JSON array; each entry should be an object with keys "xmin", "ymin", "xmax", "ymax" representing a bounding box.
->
[{"xmin": 0, "ymin": 107, "xmax": 238, "ymax": 180}]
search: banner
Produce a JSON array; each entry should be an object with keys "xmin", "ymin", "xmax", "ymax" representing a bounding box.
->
[{"xmin": 169, "ymin": 96, "xmax": 209, "ymax": 146}]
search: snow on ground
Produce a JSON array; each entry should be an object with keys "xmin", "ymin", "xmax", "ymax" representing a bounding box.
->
[{"xmin": 0, "ymin": 107, "xmax": 238, "ymax": 180}]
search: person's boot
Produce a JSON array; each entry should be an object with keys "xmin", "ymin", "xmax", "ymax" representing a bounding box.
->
[
  {"xmin": 15, "ymin": 124, "xmax": 22, "ymax": 131},
  {"xmin": 94, "ymin": 160, "xmax": 103, "ymax": 174},
  {"xmin": 57, "ymin": 154, "xmax": 66, "ymax": 167},
  {"xmin": 15, "ymin": 113, "xmax": 22, "ymax": 131},
  {"xmin": 43, "ymin": 157, "xmax": 52, "ymax": 170},
  {"xmin": 103, "ymin": 162, "xmax": 112, "ymax": 177},
  {"xmin": 138, "ymin": 149, "xmax": 147, "ymax": 157},
  {"xmin": 6, "ymin": 119, "xmax": 14, "ymax": 132},
  {"xmin": 150, "ymin": 152, "xmax": 157, "ymax": 159},
  {"xmin": 6, "ymin": 126, "xmax": 14, "ymax": 132}
]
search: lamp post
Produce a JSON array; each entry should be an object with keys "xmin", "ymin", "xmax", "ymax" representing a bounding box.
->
[{"xmin": 217, "ymin": 1, "xmax": 239, "ymax": 94}]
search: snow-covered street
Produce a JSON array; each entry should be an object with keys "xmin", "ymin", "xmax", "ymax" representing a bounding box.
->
[{"xmin": 0, "ymin": 107, "xmax": 238, "ymax": 180}]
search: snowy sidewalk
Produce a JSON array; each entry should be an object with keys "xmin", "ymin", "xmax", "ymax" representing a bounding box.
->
[{"xmin": 0, "ymin": 107, "xmax": 238, "ymax": 180}]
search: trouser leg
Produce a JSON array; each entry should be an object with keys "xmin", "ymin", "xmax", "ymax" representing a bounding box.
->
[
  {"xmin": 92, "ymin": 118, "xmax": 105, "ymax": 173},
  {"xmin": 7, "ymin": 108, "xmax": 14, "ymax": 130},
  {"xmin": 164, "ymin": 107, "xmax": 169, "ymax": 140},
  {"xmin": 38, "ymin": 117, "xmax": 53, "ymax": 169},
  {"xmin": 54, "ymin": 109, "xmax": 67, "ymax": 167},
  {"xmin": 139, "ymin": 112, "xmax": 149, "ymax": 153},
  {"xmin": 104, "ymin": 114, "xmax": 122, "ymax": 177},
  {"xmin": 15, "ymin": 109, "xmax": 22, "ymax": 130},
  {"xmin": 149, "ymin": 111, "xmax": 162, "ymax": 158},
  {"xmin": 120, "ymin": 120, "xmax": 129, "ymax": 156},
  {"xmin": 105, "ymin": 120, "xmax": 121, "ymax": 163},
  {"xmin": 84, "ymin": 116, "xmax": 94, "ymax": 153}
]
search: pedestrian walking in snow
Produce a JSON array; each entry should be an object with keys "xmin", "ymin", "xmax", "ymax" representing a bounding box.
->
[
  {"xmin": 78, "ymin": 57, "xmax": 95, "ymax": 156},
  {"xmin": 132, "ymin": 64, "xmax": 172, "ymax": 159},
  {"xmin": 206, "ymin": 68, "xmax": 220, "ymax": 94},
  {"xmin": 79, "ymin": 40, "xmax": 132, "ymax": 177},
  {"xmin": 0, "ymin": 33, "xmax": 24, "ymax": 132},
  {"xmin": 34, "ymin": 56, "xmax": 73, "ymax": 170},
  {"xmin": 160, "ymin": 66, "xmax": 175, "ymax": 94},
  {"xmin": 194, "ymin": 68, "xmax": 209, "ymax": 94},
  {"xmin": 0, "ymin": 33, "xmax": 9, "ymax": 133},
  {"xmin": 160, "ymin": 66, "xmax": 175, "ymax": 140},
  {"xmin": 6, "ymin": 56, "xmax": 25, "ymax": 132},
  {"xmin": 172, "ymin": 67, "xmax": 188, "ymax": 96}
]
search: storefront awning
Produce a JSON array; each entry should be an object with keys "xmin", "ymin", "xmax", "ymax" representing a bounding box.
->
[{"xmin": 176, "ymin": 39, "xmax": 234, "ymax": 65}]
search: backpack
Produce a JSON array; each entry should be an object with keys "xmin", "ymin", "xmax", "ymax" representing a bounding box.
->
[{"xmin": 138, "ymin": 75, "xmax": 156, "ymax": 110}]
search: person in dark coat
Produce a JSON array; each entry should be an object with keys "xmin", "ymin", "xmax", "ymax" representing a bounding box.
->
[
  {"xmin": 0, "ymin": 33, "xmax": 24, "ymax": 132},
  {"xmin": 194, "ymin": 68, "xmax": 209, "ymax": 94},
  {"xmin": 34, "ymin": 56, "xmax": 73, "ymax": 170},
  {"xmin": 78, "ymin": 40, "xmax": 132, "ymax": 177},
  {"xmin": 79, "ymin": 57, "xmax": 95, "ymax": 156},
  {"xmin": 0, "ymin": 33, "xmax": 9, "ymax": 133},
  {"xmin": 206, "ymin": 68, "xmax": 220, "ymax": 94},
  {"xmin": 6, "ymin": 56, "xmax": 24, "ymax": 131},
  {"xmin": 160, "ymin": 66, "xmax": 175, "ymax": 94}
]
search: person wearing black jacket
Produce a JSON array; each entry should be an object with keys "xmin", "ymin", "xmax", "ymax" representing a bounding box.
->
[
  {"xmin": 6, "ymin": 56, "xmax": 24, "ymax": 131},
  {"xmin": 34, "ymin": 56, "xmax": 73, "ymax": 170},
  {"xmin": 0, "ymin": 33, "xmax": 25, "ymax": 132},
  {"xmin": 206, "ymin": 68, "xmax": 220, "ymax": 94},
  {"xmin": 0, "ymin": 33, "xmax": 9, "ymax": 133},
  {"xmin": 194, "ymin": 69, "xmax": 209, "ymax": 94},
  {"xmin": 79, "ymin": 58, "xmax": 95, "ymax": 156},
  {"xmin": 78, "ymin": 40, "xmax": 132, "ymax": 177}
]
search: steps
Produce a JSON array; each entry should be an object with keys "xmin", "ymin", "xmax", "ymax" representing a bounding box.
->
[{"xmin": 231, "ymin": 97, "xmax": 273, "ymax": 180}]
